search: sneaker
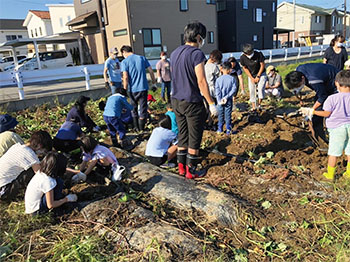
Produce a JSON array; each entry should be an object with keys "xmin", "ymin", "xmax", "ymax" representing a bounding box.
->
[
  {"xmin": 160, "ymin": 162, "xmax": 176, "ymax": 169},
  {"xmin": 111, "ymin": 163, "xmax": 125, "ymax": 182},
  {"xmin": 185, "ymin": 165, "xmax": 206, "ymax": 179}
]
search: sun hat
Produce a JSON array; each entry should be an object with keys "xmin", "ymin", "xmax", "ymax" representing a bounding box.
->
[
  {"xmin": 0, "ymin": 114, "xmax": 18, "ymax": 133},
  {"xmin": 266, "ymin": 65, "xmax": 276, "ymax": 75}
]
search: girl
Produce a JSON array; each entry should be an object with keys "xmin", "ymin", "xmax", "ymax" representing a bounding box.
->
[
  {"xmin": 25, "ymin": 152, "xmax": 77, "ymax": 215},
  {"xmin": 323, "ymin": 35, "xmax": 348, "ymax": 71}
]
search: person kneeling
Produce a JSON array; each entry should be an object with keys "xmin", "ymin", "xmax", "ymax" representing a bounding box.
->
[{"xmin": 145, "ymin": 115, "xmax": 178, "ymax": 168}]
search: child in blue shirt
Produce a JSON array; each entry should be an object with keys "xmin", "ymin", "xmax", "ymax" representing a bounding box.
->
[
  {"xmin": 53, "ymin": 117, "xmax": 83, "ymax": 153},
  {"xmin": 165, "ymin": 103, "xmax": 178, "ymax": 135},
  {"xmin": 215, "ymin": 62, "xmax": 238, "ymax": 134}
]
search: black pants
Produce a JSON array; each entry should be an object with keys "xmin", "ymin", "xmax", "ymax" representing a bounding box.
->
[
  {"xmin": 172, "ymin": 98, "xmax": 206, "ymax": 150},
  {"xmin": 147, "ymin": 155, "xmax": 167, "ymax": 166},
  {"xmin": 0, "ymin": 168, "xmax": 35, "ymax": 201},
  {"xmin": 53, "ymin": 138, "xmax": 81, "ymax": 153},
  {"xmin": 129, "ymin": 90, "xmax": 148, "ymax": 119}
]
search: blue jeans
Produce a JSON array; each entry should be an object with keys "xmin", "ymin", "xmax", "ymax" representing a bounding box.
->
[
  {"xmin": 111, "ymin": 81, "xmax": 122, "ymax": 94},
  {"xmin": 39, "ymin": 178, "xmax": 64, "ymax": 213},
  {"xmin": 161, "ymin": 81, "xmax": 171, "ymax": 101},
  {"xmin": 104, "ymin": 115, "xmax": 126, "ymax": 139},
  {"xmin": 218, "ymin": 98, "xmax": 233, "ymax": 133}
]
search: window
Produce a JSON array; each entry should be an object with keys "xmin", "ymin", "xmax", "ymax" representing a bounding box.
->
[
  {"xmin": 31, "ymin": 30, "xmax": 34, "ymax": 37},
  {"xmin": 35, "ymin": 28, "xmax": 38, "ymax": 37},
  {"xmin": 180, "ymin": 0, "xmax": 188, "ymax": 11},
  {"xmin": 255, "ymin": 8, "xmax": 262, "ymax": 22},
  {"xmin": 39, "ymin": 27, "xmax": 42, "ymax": 36},
  {"xmin": 60, "ymin": 18, "xmax": 63, "ymax": 27},
  {"xmin": 216, "ymin": 0, "xmax": 226, "ymax": 11},
  {"xmin": 243, "ymin": 0, "xmax": 248, "ymax": 9},
  {"xmin": 113, "ymin": 29, "xmax": 128, "ymax": 37},
  {"xmin": 6, "ymin": 35, "xmax": 17, "ymax": 41},
  {"xmin": 272, "ymin": 1, "xmax": 275, "ymax": 12},
  {"xmin": 208, "ymin": 31, "xmax": 214, "ymax": 44},
  {"xmin": 301, "ymin": 16, "xmax": 304, "ymax": 24},
  {"xmin": 337, "ymin": 17, "xmax": 342, "ymax": 24},
  {"xmin": 18, "ymin": 35, "xmax": 22, "ymax": 39},
  {"xmin": 143, "ymin": 28, "xmax": 162, "ymax": 59},
  {"xmin": 81, "ymin": 0, "xmax": 91, "ymax": 3},
  {"xmin": 67, "ymin": 15, "xmax": 71, "ymax": 22},
  {"xmin": 206, "ymin": 0, "xmax": 215, "ymax": 4},
  {"xmin": 253, "ymin": 35, "xmax": 258, "ymax": 42},
  {"xmin": 315, "ymin": 15, "xmax": 321, "ymax": 23},
  {"xmin": 332, "ymin": 16, "xmax": 336, "ymax": 26}
]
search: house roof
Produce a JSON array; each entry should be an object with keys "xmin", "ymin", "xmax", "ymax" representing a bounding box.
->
[
  {"xmin": 66, "ymin": 11, "xmax": 97, "ymax": 26},
  {"xmin": 0, "ymin": 19, "xmax": 26, "ymax": 30},
  {"xmin": 29, "ymin": 10, "xmax": 51, "ymax": 20},
  {"xmin": 279, "ymin": 2, "xmax": 339, "ymax": 15}
]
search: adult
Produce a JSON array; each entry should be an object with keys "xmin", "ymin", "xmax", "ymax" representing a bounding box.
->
[
  {"xmin": 205, "ymin": 49, "xmax": 222, "ymax": 100},
  {"xmin": 285, "ymin": 63, "xmax": 339, "ymax": 146},
  {"xmin": 170, "ymin": 22, "xmax": 218, "ymax": 179},
  {"xmin": 240, "ymin": 43, "xmax": 267, "ymax": 111},
  {"xmin": 156, "ymin": 51, "xmax": 172, "ymax": 102},
  {"xmin": 323, "ymin": 35, "xmax": 348, "ymax": 71},
  {"xmin": 265, "ymin": 65, "xmax": 283, "ymax": 98},
  {"xmin": 104, "ymin": 47, "xmax": 122, "ymax": 94},
  {"xmin": 120, "ymin": 45, "xmax": 156, "ymax": 131},
  {"xmin": 66, "ymin": 96, "xmax": 100, "ymax": 132},
  {"xmin": 0, "ymin": 114, "xmax": 24, "ymax": 157}
]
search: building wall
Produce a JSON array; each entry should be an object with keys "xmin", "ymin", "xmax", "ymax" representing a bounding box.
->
[
  {"xmin": 0, "ymin": 29, "xmax": 28, "ymax": 56},
  {"xmin": 48, "ymin": 5, "xmax": 76, "ymax": 34},
  {"xmin": 26, "ymin": 14, "xmax": 53, "ymax": 38},
  {"xmin": 277, "ymin": 4, "xmax": 312, "ymax": 32},
  {"xmin": 310, "ymin": 14, "xmax": 326, "ymax": 32}
]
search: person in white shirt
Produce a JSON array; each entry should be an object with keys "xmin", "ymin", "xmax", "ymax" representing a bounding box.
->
[
  {"xmin": 0, "ymin": 131, "xmax": 52, "ymax": 201},
  {"xmin": 25, "ymin": 152, "xmax": 77, "ymax": 215}
]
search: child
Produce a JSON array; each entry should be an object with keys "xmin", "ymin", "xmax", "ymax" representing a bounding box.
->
[
  {"xmin": 0, "ymin": 114, "xmax": 24, "ymax": 157},
  {"xmin": 240, "ymin": 43, "xmax": 267, "ymax": 111},
  {"xmin": 53, "ymin": 117, "xmax": 83, "ymax": 153},
  {"xmin": 205, "ymin": 50, "xmax": 222, "ymax": 100},
  {"xmin": 302, "ymin": 70, "xmax": 350, "ymax": 180},
  {"xmin": 165, "ymin": 103, "xmax": 178, "ymax": 135},
  {"xmin": 25, "ymin": 152, "xmax": 77, "ymax": 215},
  {"xmin": 265, "ymin": 65, "xmax": 283, "ymax": 99},
  {"xmin": 156, "ymin": 51, "xmax": 172, "ymax": 102},
  {"xmin": 215, "ymin": 61, "xmax": 237, "ymax": 135},
  {"xmin": 145, "ymin": 115, "xmax": 178, "ymax": 168},
  {"xmin": 227, "ymin": 57, "xmax": 245, "ymax": 110},
  {"xmin": 0, "ymin": 131, "xmax": 52, "ymax": 201},
  {"xmin": 71, "ymin": 136, "xmax": 122, "ymax": 183},
  {"xmin": 102, "ymin": 88, "xmax": 133, "ymax": 148}
]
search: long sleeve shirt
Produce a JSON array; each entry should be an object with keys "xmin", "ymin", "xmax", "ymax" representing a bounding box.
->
[{"xmin": 215, "ymin": 74, "xmax": 237, "ymax": 102}]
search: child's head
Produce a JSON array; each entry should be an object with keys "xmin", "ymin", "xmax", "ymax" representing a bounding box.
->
[
  {"xmin": 166, "ymin": 103, "xmax": 173, "ymax": 111},
  {"xmin": 220, "ymin": 61, "xmax": 232, "ymax": 75},
  {"xmin": 159, "ymin": 115, "xmax": 172, "ymax": 130},
  {"xmin": 98, "ymin": 101, "xmax": 106, "ymax": 111},
  {"xmin": 335, "ymin": 70, "xmax": 350, "ymax": 91},
  {"xmin": 227, "ymin": 57, "xmax": 237, "ymax": 68},
  {"xmin": 29, "ymin": 131, "xmax": 53, "ymax": 153},
  {"xmin": 40, "ymin": 152, "xmax": 68, "ymax": 178},
  {"xmin": 209, "ymin": 50, "xmax": 223, "ymax": 64},
  {"xmin": 80, "ymin": 136, "xmax": 98, "ymax": 153}
]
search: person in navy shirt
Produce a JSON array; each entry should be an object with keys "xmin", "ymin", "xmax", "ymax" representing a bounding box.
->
[
  {"xmin": 170, "ymin": 22, "xmax": 218, "ymax": 179},
  {"xmin": 53, "ymin": 117, "xmax": 83, "ymax": 153},
  {"xmin": 104, "ymin": 47, "xmax": 122, "ymax": 94},
  {"xmin": 285, "ymin": 63, "xmax": 339, "ymax": 146},
  {"xmin": 120, "ymin": 45, "xmax": 156, "ymax": 132}
]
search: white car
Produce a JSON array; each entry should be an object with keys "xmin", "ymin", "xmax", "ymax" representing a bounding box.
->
[
  {"xmin": 17, "ymin": 50, "xmax": 74, "ymax": 71},
  {"xmin": 4, "ymin": 57, "xmax": 32, "ymax": 71},
  {"xmin": 0, "ymin": 55, "xmax": 27, "ymax": 72}
]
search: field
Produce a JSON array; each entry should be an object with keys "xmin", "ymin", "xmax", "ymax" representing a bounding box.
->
[{"xmin": 1, "ymin": 59, "xmax": 350, "ymax": 262}]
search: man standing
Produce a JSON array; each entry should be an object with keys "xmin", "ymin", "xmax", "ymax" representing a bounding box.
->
[
  {"xmin": 120, "ymin": 45, "xmax": 156, "ymax": 132},
  {"xmin": 104, "ymin": 47, "xmax": 122, "ymax": 94},
  {"xmin": 156, "ymin": 52, "xmax": 172, "ymax": 102},
  {"xmin": 285, "ymin": 63, "xmax": 339, "ymax": 146},
  {"xmin": 171, "ymin": 22, "xmax": 218, "ymax": 179}
]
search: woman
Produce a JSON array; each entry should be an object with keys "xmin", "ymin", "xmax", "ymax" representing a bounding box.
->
[
  {"xmin": 265, "ymin": 65, "xmax": 283, "ymax": 98},
  {"xmin": 323, "ymin": 35, "xmax": 348, "ymax": 70}
]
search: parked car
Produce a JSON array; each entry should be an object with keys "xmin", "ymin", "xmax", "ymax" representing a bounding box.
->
[
  {"xmin": 0, "ymin": 55, "xmax": 27, "ymax": 72},
  {"xmin": 16, "ymin": 50, "xmax": 74, "ymax": 71},
  {"xmin": 4, "ymin": 57, "xmax": 32, "ymax": 71}
]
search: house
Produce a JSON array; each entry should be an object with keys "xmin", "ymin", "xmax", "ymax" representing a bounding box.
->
[
  {"xmin": 0, "ymin": 19, "xmax": 28, "ymax": 57},
  {"xmin": 277, "ymin": 2, "xmax": 346, "ymax": 46},
  {"xmin": 217, "ymin": 0, "xmax": 277, "ymax": 52},
  {"xmin": 46, "ymin": 4, "xmax": 76, "ymax": 34}
]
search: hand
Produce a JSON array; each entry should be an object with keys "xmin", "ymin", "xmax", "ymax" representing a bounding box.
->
[
  {"xmin": 219, "ymin": 98, "xmax": 227, "ymax": 105},
  {"xmin": 254, "ymin": 77, "xmax": 260, "ymax": 83},
  {"xmin": 151, "ymin": 84, "xmax": 157, "ymax": 92},
  {"xmin": 157, "ymin": 77, "xmax": 162, "ymax": 84},
  {"xmin": 299, "ymin": 107, "xmax": 314, "ymax": 120},
  {"xmin": 240, "ymin": 88, "xmax": 246, "ymax": 95},
  {"xmin": 209, "ymin": 103, "xmax": 218, "ymax": 117},
  {"xmin": 93, "ymin": 126, "xmax": 101, "ymax": 132},
  {"xmin": 66, "ymin": 194, "xmax": 78, "ymax": 202},
  {"xmin": 71, "ymin": 172, "xmax": 87, "ymax": 184},
  {"xmin": 105, "ymin": 82, "xmax": 109, "ymax": 89}
]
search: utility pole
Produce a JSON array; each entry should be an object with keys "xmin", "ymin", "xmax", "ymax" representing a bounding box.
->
[
  {"xmin": 98, "ymin": 0, "xmax": 108, "ymax": 59},
  {"xmin": 343, "ymin": 0, "xmax": 347, "ymax": 38},
  {"xmin": 292, "ymin": 0, "xmax": 296, "ymax": 47}
]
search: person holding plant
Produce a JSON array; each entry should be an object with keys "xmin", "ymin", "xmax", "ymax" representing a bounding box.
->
[
  {"xmin": 0, "ymin": 114, "xmax": 24, "ymax": 157},
  {"xmin": 25, "ymin": 152, "xmax": 77, "ymax": 215}
]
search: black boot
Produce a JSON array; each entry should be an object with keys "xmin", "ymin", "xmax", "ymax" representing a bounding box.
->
[
  {"xmin": 177, "ymin": 149, "xmax": 187, "ymax": 176},
  {"xmin": 111, "ymin": 136, "xmax": 120, "ymax": 147},
  {"xmin": 138, "ymin": 118, "xmax": 146, "ymax": 132},
  {"xmin": 186, "ymin": 154, "xmax": 206, "ymax": 179},
  {"xmin": 132, "ymin": 117, "xmax": 139, "ymax": 132}
]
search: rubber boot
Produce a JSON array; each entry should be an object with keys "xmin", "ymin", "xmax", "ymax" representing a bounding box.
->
[
  {"xmin": 186, "ymin": 154, "xmax": 206, "ymax": 179},
  {"xmin": 111, "ymin": 136, "xmax": 120, "ymax": 147},
  {"xmin": 323, "ymin": 165, "xmax": 336, "ymax": 180},
  {"xmin": 132, "ymin": 117, "xmax": 139, "ymax": 132},
  {"xmin": 138, "ymin": 118, "xmax": 146, "ymax": 132},
  {"xmin": 177, "ymin": 150, "xmax": 187, "ymax": 176},
  {"xmin": 343, "ymin": 163, "xmax": 350, "ymax": 179}
]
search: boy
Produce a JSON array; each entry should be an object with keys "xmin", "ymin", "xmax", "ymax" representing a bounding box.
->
[
  {"xmin": 165, "ymin": 103, "xmax": 178, "ymax": 135},
  {"xmin": 156, "ymin": 51, "xmax": 172, "ymax": 102},
  {"xmin": 215, "ymin": 61, "xmax": 237, "ymax": 134},
  {"xmin": 300, "ymin": 70, "xmax": 350, "ymax": 180}
]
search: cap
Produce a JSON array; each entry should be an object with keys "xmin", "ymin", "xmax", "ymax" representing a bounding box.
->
[
  {"xmin": 266, "ymin": 65, "xmax": 276, "ymax": 75},
  {"xmin": 147, "ymin": 94, "xmax": 156, "ymax": 102},
  {"xmin": 110, "ymin": 47, "xmax": 119, "ymax": 54},
  {"xmin": 0, "ymin": 114, "xmax": 18, "ymax": 133},
  {"xmin": 76, "ymin": 95, "xmax": 91, "ymax": 105}
]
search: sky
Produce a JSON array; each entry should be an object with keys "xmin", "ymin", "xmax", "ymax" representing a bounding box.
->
[{"xmin": 0, "ymin": 0, "xmax": 348, "ymax": 19}]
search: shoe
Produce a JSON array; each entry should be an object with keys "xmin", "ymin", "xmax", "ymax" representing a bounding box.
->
[
  {"xmin": 217, "ymin": 130, "xmax": 224, "ymax": 134},
  {"xmin": 226, "ymin": 129, "xmax": 231, "ymax": 135},
  {"xmin": 185, "ymin": 165, "xmax": 206, "ymax": 179},
  {"xmin": 160, "ymin": 162, "xmax": 176, "ymax": 169},
  {"xmin": 322, "ymin": 165, "xmax": 336, "ymax": 180},
  {"xmin": 111, "ymin": 163, "xmax": 125, "ymax": 182}
]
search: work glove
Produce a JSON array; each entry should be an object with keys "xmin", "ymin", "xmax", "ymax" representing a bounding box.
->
[
  {"xmin": 105, "ymin": 82, "xmax": 110, "ymax": 89},
  {"xmin": 151, "ymin": 84, "xmax": 157, "ymax": 92},
  {"xmin": 66, "ymin": 194, "xmax": 78, "ymax": 202},
  {"xmin": 93, "ymin": 126, "xmax": 101, "ymax": 132},
  {"xmin": 219, "ymin": 98, "xmax": 227, "ymax": 105},
  {"xmin": 71, "ymin": 172, "xmax": 87, "ymax": 184},
  {"xmin": 299, "ymin": 107, "xmax": 314, "ymax": 121},
  {"xmin": 157, "ymin": 77, "xmax": 162, "ymax": 84},
  {"xmin": 209, "ymin": 103, "xmax": 218, "ymax": 117}
]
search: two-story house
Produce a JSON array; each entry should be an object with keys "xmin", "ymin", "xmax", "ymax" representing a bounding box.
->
[{"xmin": 0, "ymin": 19, "xmax": 28, "ymax": 57}]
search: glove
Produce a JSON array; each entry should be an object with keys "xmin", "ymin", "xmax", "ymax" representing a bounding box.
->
[
  {"xmin": 105, "ymin": 82, "xmax": 110, "ymax": 89},
  {"xmin": 219, "ymin": 98, "xmax": 227, "ymax": 105},
  {"xmin": 157, "ymin": 77, "xmax": 162, "ymax": 83},
  {"xmin": 66, "ymin": 194, "xmax": 78, "ymax": 202},
  {"xmin": 209, "ymin": 103, "xmax": 218, "ymax": 117},
  {"xmin": 71, "ymin": 172, "xmax": 87, "ymax": 184},
  {"xmin": 93, "ymin": 126, "xmax": 101, "ymax": 132},
  {"xmin": 299, "ymin": 107, "xmax": 314, "ymax": 121},
  {"xmin": 151, "ymin": 84, "xmax": 157, "ymax": 92}
]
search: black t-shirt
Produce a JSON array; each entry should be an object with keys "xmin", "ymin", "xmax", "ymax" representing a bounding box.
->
[
  {"xmin": 240, "ymin": 51, "xmax": 265, "ymax": 77},
  {"xmin": 324, "ymin": 46, "xmax": 348, "ymax": 71}
]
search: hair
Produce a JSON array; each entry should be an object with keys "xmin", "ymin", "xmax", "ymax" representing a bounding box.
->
[
  {"xmin": 120, "ymin": 45, "xmax": 133, "ymax": 53},
  {"xmin": 98, "ymin": 101, "xmax": 106, "ymax": 111},
  {"xmin": 80, "ymin": 136, "xmax": 98, "ymax": 153},
  {"xmin": 166, "ymin": 103, "xmax": 172, "ymax": 109},
  {"xmin": 40, "ymin": 152, "xmax": 68, "ymax": 178},
  {"xmin": 242, "ymin": 43, "xmax": 254, "ymax": 54},
  {"xmin": 160, "ymin": 51, "xmax": 167, "ymax": 56},
  {"xmin": 330, "ymin": 35, "xmax": 345, "ymax": 47},
  {"xmin": 335, "ymin": 70, "xmax": 350, "ymax": 87},
  {"xmin": 209, "ymin": 50, "xmax": 223, "ymax": 63},
  {"xmin": 183, "ymin": 22, "xmax": 207, "ymax": 43},
  {"xmin": 159, "ymin": 115, "xmax": 172, "ymax": 130},
  {"xmin": 221, "ymin": 61, "xmax": 232, "ymax": 71},
  {"xmin": 284, "ymin": 71, "xmax": 304, "ymax": 89},
  {"xmin": 227, "ymin": 57, "xmax": 237, "ymax": 65},
  {"xmin": 29, "ymin": 130, "xmax": 52, "ymax": 152}
]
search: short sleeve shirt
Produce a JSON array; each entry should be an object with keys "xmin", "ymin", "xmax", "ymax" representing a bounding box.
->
[
  {"xmin": 324, "ymin": 47, "xmax": 348, "ymax": 71},
  {"xmin": 104, "ymin": 57, "xmax": 122, "ymax": 83},
  {"xmin": 0, "ymin": 131, "xmax": 24, "ymax": 157},
  {"xmin": 25, "ymin": 171, "xmax": 57, "ymax": 214},
  {"xmin": 82, "ymin": 144, "xmax": 117, "ymax": 164},
  {"xmin": 240, "ymin": 51, "xmax": 265, "ymax": 77},
  {"xmin": 145, "ymin": 127, "xmax": 177, "ymax": 157},
  {"xmin": 55, "ymin": 121, "xmax": 82, "ymax": 140},
  {"xmin": 205, "ymin": 62, "xmax": 220, "ymax": 96},
  {"xmin": 267, "ymin": 73, "xmax": 283, "ymax": 90},
  {"xmin": 0, "ymin": 144, "xmax": 39, "ymax": 187},
  {"xmin": 121, "ymin": 54, "xmax": 151, "ymax": 93},
  {"xmin": 156, "ymin": 59, "xmax": 171, "ymax": 82},
  {"xmin": 322, "ymin": 92, "xmax": 350, "ymax": 129},
  {"xmin": 170, "ymin": 45, "xmax": 206, "ymax": 103},
  {"xmin": 165, "ymin": 110, "xmax": 178, "ymax": 135}
]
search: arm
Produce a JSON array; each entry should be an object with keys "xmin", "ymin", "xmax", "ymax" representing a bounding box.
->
[
  {"xmin": 238, "ymin": 74, "xmax": 244, "ymax": 90},
  {"xmin": 312, "ymin": 101, "xmax": 322, "ymax": 110},
  {"xmin": 122, "ymin": 71, "xmax": 128, "ymax": 90},
  {"xmin": 313, "ymin": 110, "xmax": 331, "ymax": 118},
  {"xmin": 215, "ymin": 81, "xmax": 222, "ymax": 102},
  {"xmin": 157, "ymin": 69, "xmax": 161, "ymax": 78},
  {"xmin": 242, "ymin": 66, "xmax": 255, "ymax": 82},
  {"xmin": 195, "ymin": 62, "xmax": 215, "ymax": 105},
  {"xmin": 147, "ymin": 66, "xmax": 156, "ymax": 84},
  {"xmin": 45, "ymin": 189, "xmax": 68, "ymax": 209},
  {"xmin": 82, "ymin": 159, "xmax": 98, "ymax": 175},
  {"xmin": 323, "ymin": 58, "xmax": 327, "ymax": 64},
  {"xmin": 265, "ymin": 80, "xmax": 271, "ymax": 89},
  {"xmin": 255, "ymin": 62, "xmax": 265, "ymax": 81},
  {"xmin": 103, "ymin": 66, "xmax": 109, "ymax": 82},
  {"xmin": 32, "ymin": 163, "xmax": 40, "ymax": 173}
]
